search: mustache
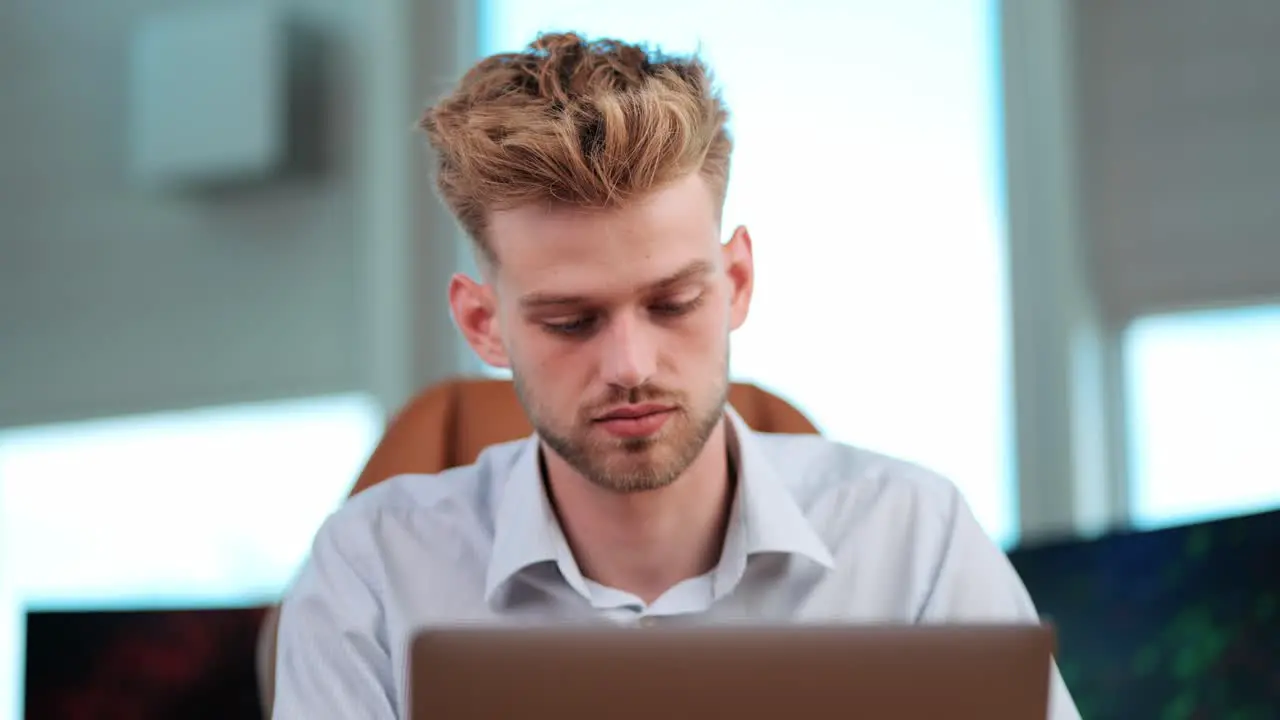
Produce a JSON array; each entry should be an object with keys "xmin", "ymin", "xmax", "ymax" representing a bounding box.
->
[{"xmin": 583, "ymin": 385, "xmax": 683, "ymax": 415}]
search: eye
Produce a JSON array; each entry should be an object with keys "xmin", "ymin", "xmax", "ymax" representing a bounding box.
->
[
  {"xmin": 542, "ymin": 314, "xmax": 599, "ymax": 337},
  {"xmin": 650, "ymin": 294, "xmax": 704, "ymax": 318}
]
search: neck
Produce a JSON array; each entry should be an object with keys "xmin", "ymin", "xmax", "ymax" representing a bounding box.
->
[{"xmin": 543, "ymin": 419, "xmax": 735, "ymax": 604}]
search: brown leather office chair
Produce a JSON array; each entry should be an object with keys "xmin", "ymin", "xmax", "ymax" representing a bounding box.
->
[{"xmin": 256, "ymin": 378, "xmax": 816, "ymax": 714}]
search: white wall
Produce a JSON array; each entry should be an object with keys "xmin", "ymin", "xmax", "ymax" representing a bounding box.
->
[
  {"xmin": 1076, "ymin": 0, "xmax": 1280, "ymax": 321},
  {"xmin": 0, "ymin": 0, "xmax": 483, "ymax": 431},
  {"xmin": 1003, "ymin": 0, "xmax": 1280, "ymax": 540},
  {"xmin": 0, "ymin": 0, "xmax": 368, "ymax": 428}
]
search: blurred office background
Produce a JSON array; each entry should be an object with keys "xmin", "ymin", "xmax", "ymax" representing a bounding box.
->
[{"xmin": 1, "ymin": 0, "xmax": 1277, "ymax": 717}]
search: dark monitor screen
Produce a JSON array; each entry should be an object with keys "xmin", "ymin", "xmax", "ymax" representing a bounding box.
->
[
  {"xmin": 1008, "ymin": 508, "xmax": 1280, "ymax": 719},
  {"xmin": 23, "ymin": 606, "xmax": 264, "ymax": 720}
]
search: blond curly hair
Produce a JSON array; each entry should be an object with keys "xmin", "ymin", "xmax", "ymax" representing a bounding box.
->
[{"xmin": 418, "ymin": 32, "xmax": 733, "ymax": 261}]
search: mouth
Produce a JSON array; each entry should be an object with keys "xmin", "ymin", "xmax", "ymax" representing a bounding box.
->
[
  {"xmin": 594, "ymin": 403, "xmax": 675, "ymax": 421},
  {"xmin": 592, "ymin": 404, "xmax": 677, "ymax": 438}
]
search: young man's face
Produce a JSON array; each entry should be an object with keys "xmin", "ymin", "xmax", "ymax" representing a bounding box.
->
[{"xmin": 451, "ymin": 172, "xmax": 754, "ymax": 493}]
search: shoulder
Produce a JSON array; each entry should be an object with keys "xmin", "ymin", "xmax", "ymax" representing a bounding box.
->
[
  {"xmin": 749, "ymin": 430, "xmax": 975, "ymax": 570},
  {"xmin": 753, "ymin": 431, "xmax": 963, "ymax": 524},
  {"xmin": 753, "ymin": 432, "xmax": 1033, "ymax": 620},
  {"xmin": 310, "ymin": 437, "xmax": 530, "ymax": 553}
]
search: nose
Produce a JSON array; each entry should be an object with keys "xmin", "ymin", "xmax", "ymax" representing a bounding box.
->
[{"xmin": 598, "ymin": 311, "xmax": 658, "ymax": 390}]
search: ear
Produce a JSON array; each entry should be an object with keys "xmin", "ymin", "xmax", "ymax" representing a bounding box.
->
[
  {"xmin": 722, "ymin": 225, "xmax": 754, "ymax": 331},
  {"xmin": 448, "ymin": 273, "xmax": 511, "ymax": 368}
]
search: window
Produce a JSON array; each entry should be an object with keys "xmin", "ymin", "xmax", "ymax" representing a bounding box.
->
[
  {"xmin": 480, "ymin": 0, "xmax": 1015, "ymax": 544},
  {"xmin": 1124, "ymin": 304, "xmax": 1280, "ymax": 529},
  {"xmin": 0, "ymin": 393, "xmax": 382, "ymax": 720}
]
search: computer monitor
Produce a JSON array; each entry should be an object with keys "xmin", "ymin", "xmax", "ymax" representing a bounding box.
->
[
  {"xmin": 1008, "ymin": 507, "xmax": 1280, "ymax": 719},
  {"xmin": 23, "ymin": 606, "xmax": 264, "ymax": 719}
]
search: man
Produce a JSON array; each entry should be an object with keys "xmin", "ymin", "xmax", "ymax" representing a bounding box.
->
[{"xmin": 273, "ymin": 32, "xmax": 1080, "ymax": 718}]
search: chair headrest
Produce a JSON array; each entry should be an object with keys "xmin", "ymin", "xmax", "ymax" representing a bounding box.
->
[{"xmin": 349, "ymin": 378, "xmax": 817, "ymax": 496}]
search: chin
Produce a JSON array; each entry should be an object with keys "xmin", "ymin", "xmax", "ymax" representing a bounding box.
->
[
  {"xmin": 597, "ymin": 445, "xmax": 692, "ymax": 489},
  {"xmin": 591, "ymin": 467, "xmax": 682, "ymax": 494}
]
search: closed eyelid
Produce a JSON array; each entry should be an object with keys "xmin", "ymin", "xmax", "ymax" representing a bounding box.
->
[
  {"xmin": 519, "ymin": 260, "xmax": 715, "ymax": 310},
  {"xmin": 540, "ymin": 314, "xmax": 599, "ymax": 337},
  {"xmin": 649, "ymin": 283, "xmax": 705, "ymax": 303}
]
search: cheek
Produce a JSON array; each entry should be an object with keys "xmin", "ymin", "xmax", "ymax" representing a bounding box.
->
[
  {"xmin": 665, "ymin": 306, "xmax": 730, "ymax": 371},
  {"xmin": 691, "ymin": 290, "xmax": 733, "ymax": 343},
  {"xmin": 520, "ymin": 332, "xmax": 594, "ymax": 398}
]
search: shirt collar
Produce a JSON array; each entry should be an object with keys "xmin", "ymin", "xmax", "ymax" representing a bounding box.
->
[
  {"xmin": 710, "ymin": 408, "xmax": 835, "ymax": 597},
  {"xmin": 483, "ymin": 437, "xmax": 591, "ymax": 605},
  {"xmin": 483, "ymin": 407, "xmax": 834, "ymax": 607}
]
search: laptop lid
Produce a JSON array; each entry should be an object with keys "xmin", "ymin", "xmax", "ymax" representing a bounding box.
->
[{"xmin": 409, "ymin": 623, "xmax": 1054, "ymax": 720}]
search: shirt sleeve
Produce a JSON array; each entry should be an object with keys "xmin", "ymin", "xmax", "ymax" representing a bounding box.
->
[
  {"xmin": 272, "ymin": 512, "xmax": 397, "ymax": 720},
  {"xmin": 916, "ymin": 487, "xmax": 1083, "ymax": 720}
]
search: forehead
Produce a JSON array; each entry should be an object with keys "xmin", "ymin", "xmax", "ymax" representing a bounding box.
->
[{"xmin": 487, "ymin": 174, "xmax": 721, "ymax": 299}]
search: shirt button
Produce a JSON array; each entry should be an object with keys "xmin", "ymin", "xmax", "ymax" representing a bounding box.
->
[{"xmin": 638, "ymin": 616, "xmax": 658, "ymax": 628}]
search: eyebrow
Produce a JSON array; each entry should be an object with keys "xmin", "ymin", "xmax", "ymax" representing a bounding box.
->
[{"xmin": 518, "ymin": 259, "xmax": 715, "ymax": 310}]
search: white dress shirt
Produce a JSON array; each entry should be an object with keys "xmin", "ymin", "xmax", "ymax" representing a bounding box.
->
[{"xmin": 273, "ymin": 409, "xmax": 1080, "ymax": 719}]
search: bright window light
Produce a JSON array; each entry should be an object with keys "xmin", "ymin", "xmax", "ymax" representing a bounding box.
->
[
  {"xmin": 1125, "ymin": 305, "xmax": 1280, "ymax": 529},
  {"xmin": 0, "ymin": 393, "xmax": 383, "ymax": 720}
]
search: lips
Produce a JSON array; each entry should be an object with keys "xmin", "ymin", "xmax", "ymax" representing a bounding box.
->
[
  {"xmin": 595, "ymin": 404, "xmax": 675, "ymax": 421},
  {"xmin": 592, "ymin": 404, "xmax": 676, "ymax": 438}
]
